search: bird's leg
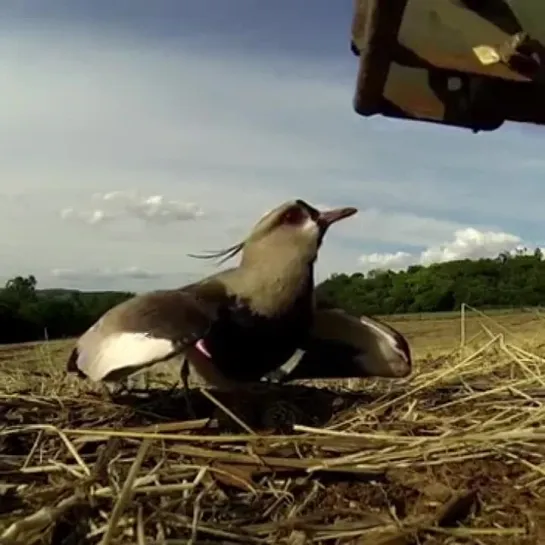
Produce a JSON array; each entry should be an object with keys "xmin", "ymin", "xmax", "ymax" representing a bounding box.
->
[
  {"xmin": 99, "ymin": 382, "xmax": 114, "ymax": 400},
  {"xmin": 164, "ymin": 375, "xmax": 181, "ymax": 396},
  {"xmin": 180, "ymin": 357, "xmax": 196, "ymax": 419},
  {"xmin": 107, "ymin": 370, "xmax": 149, "ymax": 399},
  {"xmin": 99, "ymin": 380, "xmax": 125, "ymax": 401},
  {"xmin": 126, "ymin": 371, "xmax": 149, "ymax": 393}
]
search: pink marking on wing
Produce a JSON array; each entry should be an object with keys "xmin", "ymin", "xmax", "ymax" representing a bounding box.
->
[{"xmin": 195, "ymin": 338, "xmax": 212, "ymax": 359}]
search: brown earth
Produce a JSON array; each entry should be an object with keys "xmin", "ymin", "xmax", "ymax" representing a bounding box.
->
[{"xmin": 1, "ymin": 308, "xmax": 545, "ymax": 544}]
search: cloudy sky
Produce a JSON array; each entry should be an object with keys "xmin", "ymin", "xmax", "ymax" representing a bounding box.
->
[{"xmin": 0, "ymin": 0, "xmax": 544, "ymax": 292}]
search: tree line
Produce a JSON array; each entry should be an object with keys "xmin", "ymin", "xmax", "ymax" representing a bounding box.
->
[
  {"xmin": 316, "ymin": 248, "xmax": 545, "ymax": 316},
  {"xmin": 1, "ymin": 249, "xmax": 544, "ymax": 344},
  {"xmin": 0, "ymin": 275, "xmax": 133, "ymax": 344}
]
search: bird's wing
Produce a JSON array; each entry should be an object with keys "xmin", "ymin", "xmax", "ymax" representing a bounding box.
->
[
  {"xmin": 270, "ymin": 303, "xmax": 411, "ymax": 381},
  {"xmin": 67, "ymin": 281, "xmax": 229, "ymax": 383}
]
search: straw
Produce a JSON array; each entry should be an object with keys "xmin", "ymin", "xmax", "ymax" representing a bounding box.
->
[{"xmin": 0, "ymin": 306, "xmax": 542, "ymax": 543}]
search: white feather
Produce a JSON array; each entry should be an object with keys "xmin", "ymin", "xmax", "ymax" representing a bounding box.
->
[
  {"xmin": 77, "ymin": 332, "xmax": 177, "ymax": 383},
  {"xmin": 261, "ymin": 348, "xmax": 306, "ymax": 383},
  {"xmin": 358, "ymin": 316, "xmax": 404, "ymax": 358},
  {"xmin": 275, "ymin": 348, "xmax": 306, "ymax": 376},
  {"xmin": 301, "ymin": 217, "xmax": 319, "ymax": 235}
]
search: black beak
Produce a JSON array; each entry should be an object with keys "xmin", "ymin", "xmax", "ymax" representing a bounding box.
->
[
  {"xmin": 294, "ymin": 200, "xmax": 358, "ymax": 235},
  {"xmin": 317, "ymin": 207, "xmax": 358, "ymax": 229}
]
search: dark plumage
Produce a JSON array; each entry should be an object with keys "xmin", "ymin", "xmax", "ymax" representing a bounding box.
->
[{"xmin": 264, "ymin": 306, "xmax": 412, "ymax": 383}]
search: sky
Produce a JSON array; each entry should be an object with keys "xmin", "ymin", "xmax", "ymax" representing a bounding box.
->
[{"xmin": 0, "ymin": 0, "xmax": 544, "ymax": 292}]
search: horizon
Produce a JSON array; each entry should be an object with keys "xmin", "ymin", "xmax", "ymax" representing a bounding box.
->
[{"xmin": 6, "ymin": 245, "xmax": 541, "ymax": 296}]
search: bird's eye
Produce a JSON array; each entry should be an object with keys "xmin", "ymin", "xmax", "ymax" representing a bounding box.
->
[{"xmin": 282, "ymin": 207, "xmax": 305, "ymax": 225}]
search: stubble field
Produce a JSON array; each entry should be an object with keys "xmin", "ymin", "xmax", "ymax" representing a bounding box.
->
[{"xmin": 1, "ymin": 307, "xmax": 545, "ymax": 544}]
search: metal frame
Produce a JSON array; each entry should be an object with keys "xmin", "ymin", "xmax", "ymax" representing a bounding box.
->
[{"xmin": 350, "ymin": 0, "xmax": 545, "ymax": 132}]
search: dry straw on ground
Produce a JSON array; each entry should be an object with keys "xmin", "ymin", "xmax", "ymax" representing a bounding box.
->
[{"xmin": 1, "ymin": 305, "xmax": 545, "ymax": 544}]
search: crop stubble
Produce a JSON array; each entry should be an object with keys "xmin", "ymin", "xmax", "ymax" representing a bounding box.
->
[{"xmin": 0, "ymin": 307, "xmax": 544, "ymax": 544}]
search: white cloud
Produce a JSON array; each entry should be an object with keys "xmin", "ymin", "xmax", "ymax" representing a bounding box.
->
[
  {"xmin": 342, "ymin": 208, "xmax": 464, "ymax": 246},
  {"xmin": 49, "ymin": 266, "xmax": 173, "ymax": 291},
  {"xmin": 359, "ymin": 251, "xmax": 415, "ymax": 272},
  {"xmin": 420, "ymin": 228, "xmax": 521, "ymax": 264},
  {"xmin": 359, "ymin": 228, "xmax": 525, "ymax": 272},
  {"xmin": 60, "ymin": 191, "xmax": 204, "ymax": 226},
  {"xmin": 59, "ymin": 207, "xmax": 117, "ymax": 225},
  {"xmin": 51, "ymin": 266, "xmax": 160, "ymax": 280}
]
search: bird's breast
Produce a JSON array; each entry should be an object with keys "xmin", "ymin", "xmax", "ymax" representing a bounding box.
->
[{"xmin": 201, "ymin": 295, "xmax": 313, "ymax": 381}]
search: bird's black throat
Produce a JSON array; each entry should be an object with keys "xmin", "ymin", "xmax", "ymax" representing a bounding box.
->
[{"xmin": 201, "ymin": 283, "xmax": 315, "ymax": 382}]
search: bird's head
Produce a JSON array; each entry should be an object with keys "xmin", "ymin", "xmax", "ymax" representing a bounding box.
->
[{"xmin": 189, "ymin": 199, "xmax": 357, "ymax": 266}]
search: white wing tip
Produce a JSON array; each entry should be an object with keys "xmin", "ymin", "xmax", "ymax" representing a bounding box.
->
[{"xmin": 74, "ymin": 332, "xmax": 176, "ymax": 383}]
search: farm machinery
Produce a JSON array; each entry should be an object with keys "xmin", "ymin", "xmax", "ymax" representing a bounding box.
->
[{"xmin": 350, "ymin": 0, "xmax": 545, "ymax": 132}]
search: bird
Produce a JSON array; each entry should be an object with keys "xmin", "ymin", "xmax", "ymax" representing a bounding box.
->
[
  {"xmin": 262, "ymin": 303, "xmax": 412, "ymax": 384},
  {"xmin": 66, "ymin": 199, "xmax": 358, "ymax": 415}
]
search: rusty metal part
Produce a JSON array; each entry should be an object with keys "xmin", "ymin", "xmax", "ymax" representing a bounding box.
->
[
  {"xmin": 473, "ymin": 31, "xmax": 543, "ymax": 77},
  {"xmin": 351, "ymin": 0, "xmax": 409, "ymax": 116},
  {"xmin": 497, "ymin": 31, "xmax": 544, "ymax": 79},
  {"xmin": 473, "ymin": 32, "xmax": 530, "ymax": 67},
  {"xmin": 351, "ymin": 0, "xmax": 532, "ymax": 82},
  {"xmin": 508, "ymin": 0, "xmax": 545, "ymax": 46},
  {"xmin": 497, "ymin": 31, "xmax": 529, "ymax": 64},
  {"xmin": 378, "ymin": 64, "xmax": 505, "ymax": 132},
  {"xmin": 380, "ymin": 62, "xmax": 545, "ymax": 132},
  {"xmin": 350, "ymin": 0, "xmax": 545, "ymax": 132}
]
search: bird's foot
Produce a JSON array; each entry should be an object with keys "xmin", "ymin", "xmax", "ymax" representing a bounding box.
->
[
  {"xmin": 182, "ymin": 387, "xmax": 197, "ymax": 420},
  {"xmin": 99, "ymin": 372, "xmax": 151, "ymax": 401}
]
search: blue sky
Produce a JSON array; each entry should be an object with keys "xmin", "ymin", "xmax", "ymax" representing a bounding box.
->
[{"xmin": 0, "ymin": 0, "xmax": 544, "ymax": 291}]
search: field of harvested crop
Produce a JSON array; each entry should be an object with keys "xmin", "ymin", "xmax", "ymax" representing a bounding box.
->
[{"xmin": 1, "ymin": 306, "xmax": 545, "ymax": 544}]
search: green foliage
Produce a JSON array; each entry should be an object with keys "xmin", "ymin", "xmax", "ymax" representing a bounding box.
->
[
  {"xmin": 0, "ymin": 275, "xmax": 134, "ymax": 344},
  {"xmin": 316, "ymin": 250, "xmax": 545, "ymax": 316},
  {"xmin": 2, "ymin": 251, "xmax": 545, "ymax": 344}
]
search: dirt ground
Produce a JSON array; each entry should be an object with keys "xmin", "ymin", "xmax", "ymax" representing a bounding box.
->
[{"xmin": 1, "ymin": 308, "xmax": 545, "ymax": 544}]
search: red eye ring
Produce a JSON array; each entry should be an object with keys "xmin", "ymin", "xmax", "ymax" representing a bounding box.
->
[{"xmin": 282, "ymin": 207, "xmax": 304, "ymax": 225}]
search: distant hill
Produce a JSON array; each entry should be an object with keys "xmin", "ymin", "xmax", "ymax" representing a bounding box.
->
[{"xmin": 37, "ymin": 288, "xmax": 132, "ymax": 298}]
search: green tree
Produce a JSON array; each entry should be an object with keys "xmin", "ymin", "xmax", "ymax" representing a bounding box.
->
[
  {"xmin": 317, "ymin": 252, "xmax": 545, "ymax": 316},
  {"xmin": 0, "ymin": 274, "xmax": 134, "ymax": 344},
  {"xmin": 4, "ymin": 275, "xmax": 37, "ymax": 303},
  {"xmin": 4, "ymin": 252, "xmax": 545, "ymax": 345}
]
